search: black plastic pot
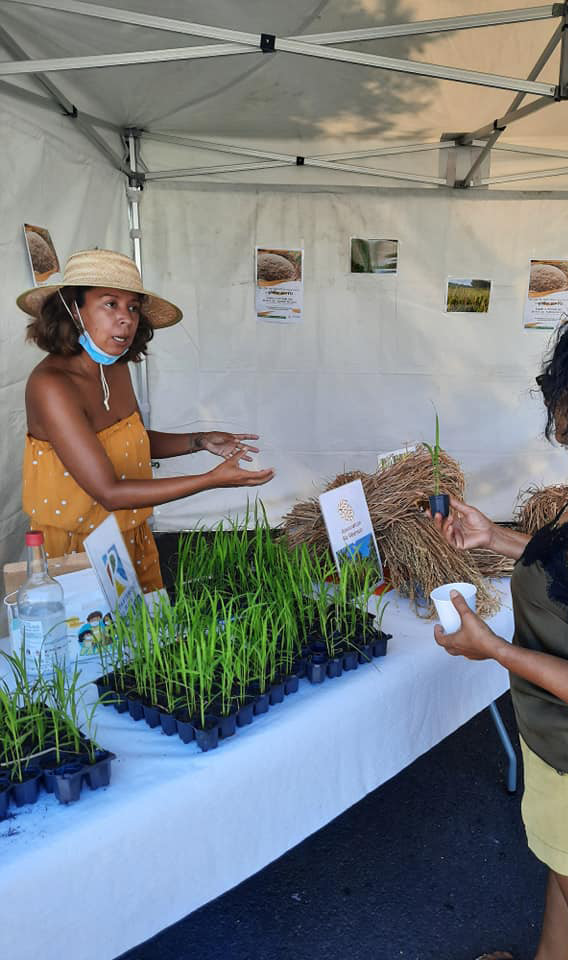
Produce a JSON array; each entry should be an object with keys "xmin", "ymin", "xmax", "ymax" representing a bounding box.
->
[
  {"xmin": 85, "ymin": 750, "xmax": 116, "ymax": 790},
  {"xmin": 253, "ymin": 692, "xmax": 270, "ymax": 715},
  {"xmin": 218, "ymin": 712, "xmax": 237, "ymax": 740},
  {"xmin": 372, "ymin": 632, "xmax": 391, "ymax": 658},
  {"xmin": 309, "ymin": 640, "xmax": 327, "ymax": 656},
  {"xmin": 327, "ymin": 656, "xmax": 343, "ymax": 679},
  {"xmin": 357, "ymin": 641, "xmax": 375, "ymax": 664},
  {"xmin": 11, "ymin": 766, "xmax": 42, "ymax": 807},
  {"xmin": 127, "ymin": 696, "xmax": 145, "ymax": 722},
  {"xmin": 93, "ymin": 676, "xmax": 110, "ymax": 703},
  {"xmin": 342, "ymin": 650, "xmax": 359, "ymax": 672},
  {"xmin": 293, "ymin": 655, "xmax": 307, "ymax": 679},
  {"xmin": 306, "ymin": 653, "xmax": 328, "ymax": 684},
  {"xmin": 159, "ymin": 710, "xmax": 178, "ymax": 737},
  {"xmin": 175, "ymin": 712, "xmax": 195, "ymax": 744},
  {"xmin": 429, "ymin": 493, "xmax": 450, "ymax": 518},
  {"xmin": 193, "ymin": 716, "xmax": 220, "ymax": 752},
  {"xmin": 236, "ymin": 700, "xmax": 255, "ymax": 727},
  {"xmin": 269, "ymin": 681, "xmax": 285, "ymax": 705},
  {"xmin": 53, "ymin": 762, "xmax": 83, "ymax": 804},
  {"xmin": 0, "ymin": 786, "xmax": 9, "ymax": 821},
  {"xmin": 284, "ymin": 673, "xmax": 300, "ymax": 695},
  {"xmin": 142, "ymin": 703, "xmax": 161, "ymax": 729}
]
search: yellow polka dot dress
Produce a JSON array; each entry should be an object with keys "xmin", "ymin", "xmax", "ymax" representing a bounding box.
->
[{"xmin": 22, "ymin": 412, "xmax": 163, "ymax": 593}]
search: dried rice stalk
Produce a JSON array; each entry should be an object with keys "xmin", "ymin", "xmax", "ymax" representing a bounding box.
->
[
  {"xmin": 514, "ymin": 484, "xmax": 568, "ymax": 535},
  {"xmin": 282, "ymin": 446, "xmax": 511, "ymax": 618}
]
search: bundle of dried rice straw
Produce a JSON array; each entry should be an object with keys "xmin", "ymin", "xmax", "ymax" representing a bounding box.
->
[
  {"xmin": 282, "ymin": 446, "xmax": 513, "ymax": 618},
  {"xmin": 515, "ymin": 483, "xmax": 568, "ymax": 535}
]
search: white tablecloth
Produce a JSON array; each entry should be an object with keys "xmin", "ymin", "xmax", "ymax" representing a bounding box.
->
[{"xmin": 0, "ymin": 582, "xmax": 514, "ymax": 960}]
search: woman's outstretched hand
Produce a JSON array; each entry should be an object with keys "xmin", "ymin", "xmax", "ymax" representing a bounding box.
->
[
  {"xmin": 430, "ymin": 495, "xmax": 494, "ymax": 551},
  {"xmin": 209, "ymin": 449, "xmax": 274, "ymax": 488},
  {"xmin": 434, "ymin": 591, "xmax": 505, "ymax": 662},
  {"xmin": 201, "ymin": 431, "xmax": 260, "ymax": 463}
]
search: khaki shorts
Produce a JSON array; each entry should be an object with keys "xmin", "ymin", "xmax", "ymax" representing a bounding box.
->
[{"xmin": 521, "ymin": 737, "xmax": 568, "ymax": 876}]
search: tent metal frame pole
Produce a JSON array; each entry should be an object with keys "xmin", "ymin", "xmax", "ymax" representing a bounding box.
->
[
  {"xmin": 0, "ymin": 77, "xmax": 120, "ymax": 130},
  {"xmin": 0, "ymin": 37, "xmax": 559, "ymax": 99},
  {"xmin": 458, "ymin": 20, "xmax": 563, "ymax": 186},
  {"xmin": 460, "ymin": 95, "xmax": 556, "ymax": 143},
  {"xmin": 4, "ymin": 0, "xmax": 562, "ymax": 42},
  {"xmin": 125, "ymin": 128, "xmax": 151, "ymax": 428},
  {"xmin": 478, "ymin": 164, "xmax": 568, "ymax": 184},
  {"xmin": 495, "ymin": 142, "xmax": 568, "ymax": 158},
  {"xmin": 0, "ymin": 23, "xmax": 128, "ymax": 171}
]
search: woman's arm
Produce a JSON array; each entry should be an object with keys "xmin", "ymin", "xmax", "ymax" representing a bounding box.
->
[
  {"xmin": 432, "ymin": 496, "xmax": 529, "ymax": 560},
  {"xmin": 435, "ymin": 592, "xmax": 568, "ymax": 704},
  {"xmin": 27, "ymin": 370, "xmax": 273, "ymax": 511},
  {"xmin": 147, "ymin": 429, "xmax": 260, "ymax": 462}
]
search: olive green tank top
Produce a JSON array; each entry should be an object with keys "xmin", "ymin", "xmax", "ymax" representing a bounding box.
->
[{"xmin": 510, "ymin": 508, "xmax": 568, "ymax": 772}]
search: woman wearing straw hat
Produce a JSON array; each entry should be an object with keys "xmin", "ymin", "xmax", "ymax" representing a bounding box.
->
[
  {"xmin": 17, "ymin": 249, "xmax": 274, "ymax": 593},
  {"xmin": 430, "ymin": 330, "xmax": 568, "ymax": 960}
]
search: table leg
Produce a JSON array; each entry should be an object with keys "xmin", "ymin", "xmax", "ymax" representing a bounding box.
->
[{"xmin": 489, "ymin": 701, "xmax": 517, "ymax": 794}]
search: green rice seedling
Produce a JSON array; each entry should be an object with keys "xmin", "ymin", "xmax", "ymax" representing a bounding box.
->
[{"xmin": 424, "ymin": 410, "xmax": 442, "ymax": 497}]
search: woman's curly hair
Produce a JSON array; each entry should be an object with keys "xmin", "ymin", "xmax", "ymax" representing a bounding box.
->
[
  {"xmin": 537, "ymin": 322, "xmax": 568, "ymax": 442},
  {"xmin": 26, "ymin": 286, "xmax": 153, "ymax": 362}
]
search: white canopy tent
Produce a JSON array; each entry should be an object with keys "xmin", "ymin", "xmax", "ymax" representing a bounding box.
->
[{"xmin": 2, "ymin": 0, "xmax": 568, "ymax": 573}]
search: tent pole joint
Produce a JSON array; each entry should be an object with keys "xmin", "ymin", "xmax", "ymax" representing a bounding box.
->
[
  {"xmin": 260, "ymin": 33, "xmax": 276, "ymax": 53},
  {"xmin": 61, "ymin": 103, "xmax": 77, "ymax": 118},
  {"xmin": 296, "ymin": 156, "xmax": 305, "ymax": 165}
]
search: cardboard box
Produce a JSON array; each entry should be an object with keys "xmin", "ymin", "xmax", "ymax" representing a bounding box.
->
[{"xmin": 3, "ymin": 551, "xmax": 91, "ymax": 596}]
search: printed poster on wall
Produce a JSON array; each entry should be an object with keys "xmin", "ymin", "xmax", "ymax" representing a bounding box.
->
[
  {"xmin": 255, "ymin": 247, "xmax": 303, "ymax": 323},
  {"xmin": 319, "ymin": 479, "xmax": 384, "ymax": 585},
  {"xmin": 23, "ymin": 223, "xmax": 61, "ymax": 285},
  {"xmin": 524, "ymin": 259, "xmax": 568, "ymax": 330},
  {"xmin": 83, "ymin": 514, "xmax": 143, "ymax": 616}
]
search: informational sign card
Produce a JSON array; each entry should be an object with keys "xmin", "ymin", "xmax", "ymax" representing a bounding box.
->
[
  {"xmin": 524, "ymin": 259, "xmax": 568, "ymax": 330},
  {"xmin": 83, "ymin": 514, "xmax": 143, "ymax": 616},
  {"xmin": 255, "ymin": 246, "xmax": 304, "ymax": 322},
  {"xmin": 319, "ymin": 479, "xmax": 384, "ymax": 584}
]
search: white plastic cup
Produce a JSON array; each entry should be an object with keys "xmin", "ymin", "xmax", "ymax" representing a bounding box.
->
[
  {"xmin": 430, "ymin": 582, "xmax": 477, "ymax": 634},
  {"xmin": 3, "ymin": 591, "xmax": 20, "ymax": 653}
]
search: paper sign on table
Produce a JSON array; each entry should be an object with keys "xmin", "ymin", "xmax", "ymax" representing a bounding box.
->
[
  {"xmin": 319, "ymin": 478, "xmax": 384, "ymax": 585},
  {"xmin": 83, "ymin": 514, "xmax": 143, "ymax": 616}
]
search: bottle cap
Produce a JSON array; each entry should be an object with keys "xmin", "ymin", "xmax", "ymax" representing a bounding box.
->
[{"xmin": 25, "ymin": 530, "xmax": 44, "ymax": 546}]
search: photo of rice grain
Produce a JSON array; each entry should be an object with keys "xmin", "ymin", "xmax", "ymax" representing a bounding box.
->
[
  {"xmin": 350, "ymin": 238, "xmax": 398, "ymax": 274},
  {"xmin": 257, "ymin": 248, "xmax": 302, "ymax": 286},
  {"xmin": 446, "ymin": 278, "xmax": 491, "ymax": 313},
  {"xmin": 23, "ymin": 223, "xmax": 60, "ymax": 284},
  {"xmin": 528, "ymin": 260, "xmax": 568, "ymax": 298}
]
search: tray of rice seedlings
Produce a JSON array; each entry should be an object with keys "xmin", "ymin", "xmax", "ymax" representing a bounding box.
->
[{"xmin": 0, "ymin": 649, "xmax": 114, "ymax": 812}]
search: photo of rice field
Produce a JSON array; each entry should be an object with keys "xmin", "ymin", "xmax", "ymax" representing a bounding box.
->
[
  {"xmin": 351, "ymin": 238, "xmax": 398, "ymax": 274},
  {"xmin": 446, "ymin": 278, "xmax": 491, "ymax": 313}
]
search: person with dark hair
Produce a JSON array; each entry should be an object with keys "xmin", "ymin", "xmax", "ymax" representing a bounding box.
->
[
  {"xmin": 18, "ymin": 249, "xmax": 274, "ymax": 592},
  {"xmin": 430, "ymin": 324, "xmax": 568, "ymax": 960}
]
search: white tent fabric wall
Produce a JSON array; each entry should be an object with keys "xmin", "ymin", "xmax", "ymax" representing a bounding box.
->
[
  {"xmin": 0, "ymin": 100, "xmax": 130, "ymax": 574},
  {"xmin": 141, "ymin": 181, "xmax": 568, "ymax": 530}
]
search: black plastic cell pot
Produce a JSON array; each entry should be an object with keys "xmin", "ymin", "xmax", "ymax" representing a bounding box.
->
[
  {"xmin": 306, "ymin": 653, "xmax": 328, "ymax": 684},
  {"xmin": 0, "ymin": 787, "xmax": 9, "ymax": 821},
  {"xmin": 293, "ymin": 655, "xmax": 307, "ymax": 679},
  {"xmin": 342, "ymin": 650, "xmax": 359, "ymax": 672},
  {"xmin": 372, "ymin": 632, "xmax": 391, "ymax": 658},
  {"xmin": 53, "ymin": 763, "xmax": 83, "ymax": 804},
  {"xmin": 236, "ymin": 700, "xmax": 255, "ymax": 727},
  {"xmin": 127, "ymin": 697, "xmax": 145, "ymax": 722},
  {"xmin": 176, "ymin": 712, "xmax": 195, "ymax": 744},
  {"xmin": 159, "ymin": 710, "xmax": 178, "ymax": 736},
  {"xmin": 85, "ymin": 750, "xmax": 115, "ymax": 790},
  {"xmin": 11, "ymin": 766, "xmax": 42, "ymax": 807},
  {"xmin": 269, "ymin": 681, "xmax": 285, "ymax": 705},
  {"xmin": 142, "ymin": 703, "xmax": 161, "ymax": 729},
  {"xmin": 357, "ymin": 641, "xmax": 375, "ymax": 664},
  {"xmin": 218, "ymin": 712, "xmax": 237, "ymax": 740},
  {"xmin": 253, "ymin": 692, "xmax": 270, "ymax": 715},
  {"xmin": 309, "ymin": 640, "xmax": 327, "ymax": 656},
  {"xmin": 429, "ymin": 493, "xmax": 450, "ymax": 518},
  {"xmin": 327, "ymin": 656, "xmax": 343, "ymax": 679},
  {"xmin": 284, "ymin": 673, "xmax": 300, "ymax": 695},
  {"xmin": 193, "ymin": 716, "xmax": 220, "ymax": 752}
]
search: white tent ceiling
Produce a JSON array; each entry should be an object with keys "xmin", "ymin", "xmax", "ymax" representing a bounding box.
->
[{"xmin": 1, "ymin": 0, "xmax": 568, "ymax": 190}]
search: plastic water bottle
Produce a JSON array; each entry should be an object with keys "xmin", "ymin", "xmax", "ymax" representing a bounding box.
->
[{"xmin": 17, "ymin": 531, "xmax": 67, "ymax": 677}]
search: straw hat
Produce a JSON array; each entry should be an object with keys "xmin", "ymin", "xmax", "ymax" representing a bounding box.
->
[{"xmin": 16, "ymin": 249, "xmax": 182, "ymax": 328}]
